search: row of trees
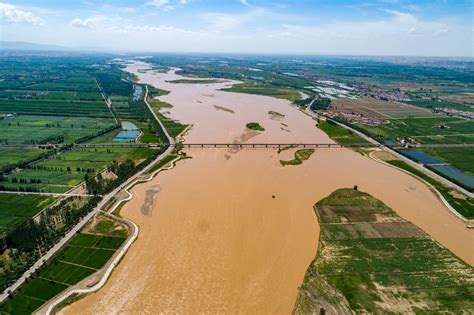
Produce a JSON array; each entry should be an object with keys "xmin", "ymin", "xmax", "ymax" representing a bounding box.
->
[
  {"xmin": 0, "ymin": 196, "xmax": 100, "ymax": 290},
  {"xmin": 310, "ymin": 97, "xmax": 332, "ymax": 111}
]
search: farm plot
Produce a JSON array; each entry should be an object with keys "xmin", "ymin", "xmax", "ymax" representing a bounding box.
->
[
  {"xmin": 405, "ymin": 99, "xmax": 474, "ymax": 112},
  {"xmin": 0, "ymin": 148, "xmax": 47, "ymax": 171},
  {"xmin": 358, "ymin": 117, "xmax": 474, "ymax": 144},
  {"xmin": 0, "ymin": 216, "xmax": 128, "ymax": 314},
  {"xmin": 0, "ymin": 99, "xmax": 111, "ymax": 118},
  {"xmin": 3, "ymin": 147, "xmax": 156, "ymax": 193},
  {"xmin": 20, "ymin": 79, "xmax": 100, "ymax": 93},
  {"xmin": 331, "ymin": 97, "xmax": 439, "ymax": 119},
  {"xmin": 0, "ymin": 194, "xmax": 54, "ymax": 235},
  {"xmin": 294, "ymin": 189, "xmax": 474, "ymax": 314},
  {"xmin": 420, "ymin": 147, "xmax": 474, "ymax": 176},
  {"xmin": 110, "ymin": 96, "xmax": 144, "ymax": 121},
  {"xmin": 0, "ymin": 90, "xmax": 104, "ymax": 102},
  {"xmin": 0, "ymin": 115, "xmax": 116, "ymax": 144}
]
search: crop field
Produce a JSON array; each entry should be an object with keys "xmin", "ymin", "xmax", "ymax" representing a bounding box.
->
[
  {"xmin": 110, "ymin": 96, "xmax": 137, "ymax": 120},
  {"xmin": 331, "ymin": 97, "xmax": 438, "ymax": 119},
  {"xmin": 358, "ymin": 117, "xmax": 474, "ymax": 144},
  {"xmin": 0, "ymin": 115, "xmax": 116, "ymax": 144},
  {"xmin": 19, "ymin": 77, "xmax": 100, "ymax": 92},
  {"xmin": 0, "ymin": 91, "xmax": 104, "ymax": 102},
  {"xmin": 0, "ymin": 99, "xmax": 111, "ymax": 118},
  {"xmin": 3, "ymin": 147, "xmax": 156, "ymax": 193},
  {"xmin": 404, "ymin": 99, "xmax": 474, "ymax": 112},
  {"xmin": 294, "ymin": 189, "xmax": 474, "ymax": 314},
  {"xmin": 420, "ymin": 147, "xmax": 474, "ymax": 175},
  {"xmin": 318, "ymin": 120, "xmax": 369, "ymax": 145},
  {"xmin": 0, "ymin": 230, "xmax": 126, "ymax": 314},
  {"xmin": 0, "ymin": 194, "xmax": 54, "ymax": 235},
  {"xmin": 0, "ymin": 148, "xmax": 46, "ymax": 171}
]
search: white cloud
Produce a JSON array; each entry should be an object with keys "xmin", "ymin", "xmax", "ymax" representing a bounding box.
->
[
  {"xmin": 0, "ymin": 2, "xmax": 44, "ymax": 25},
  {"xmin": 382, "ymin": 9, "xmax": 417, "ymax": 23},
  {"xmin": 274, "ymin": 11, "xmax": 469, "ymax": 56},
  {"xmin": 108, "ymin": 24, "xmax": 195, "ymax": 34},
  {"xmin": 202, "ymin": 8, "xmax": 265, "ymax": 31},
  {"xmin": 240, "ymin": 0, "xmax": 252, "ymax": 7},
  {"xmin": 145, "ymin": 0, "xmax": 187, "ymax": 11},
  {"xmin": 71, "ymin": 15, "xmax": 110, "ymax": 28}
]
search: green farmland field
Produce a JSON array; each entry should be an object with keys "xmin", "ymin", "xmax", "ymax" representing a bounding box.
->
[
  {"xmin": 294, "ymin": 189, "xmax": 474, "ymax": 314},
  {"xmin": 0, "ymin": 115, "xmax": 116, "ymax": 144},
  {"xmin": 0, "ymin": 90, "xmax": 104, "ymax": 102},
  {"xmin": 420, "ymin": 147, "xmax": 474, "ymax": 175},
  {"xmin": 0, "ymin": 194, "xmax": 54, "ymax": 234},
  {"xmin": 4, "ymin": 147, "xmax": 156, "ymax": 193},
  {"xmin": 0, "ymin": 148, "xmax": 47, "ymax": 171},
  {"xmin": 357, "ymin": 117, "xmax": 474, "ymax": 144},
  {"xmin": 0, "ymin": 231, "xmax": 126, "ymax": 314},
  {"xmin": 405, "ymin": 99, "xmax": 474, "ymax": 112},
  {"xmin": 0, "ymin": 99, "xmax": 111, "ymax": 118}
]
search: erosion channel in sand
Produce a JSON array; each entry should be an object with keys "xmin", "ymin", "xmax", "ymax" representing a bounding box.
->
[{"xmin": 63, "ymin": 62, "xmax": 474, "ymax": 314}]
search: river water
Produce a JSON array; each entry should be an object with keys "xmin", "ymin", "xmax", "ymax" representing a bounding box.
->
[{"xmin": 63, "ymin": 62, "xmax": 473, "ymax": 314}]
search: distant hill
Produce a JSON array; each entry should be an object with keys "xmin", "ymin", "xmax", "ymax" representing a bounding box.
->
[{"xmin": 0, "ymin": 41, "xmax": 71, "ymax": 51}]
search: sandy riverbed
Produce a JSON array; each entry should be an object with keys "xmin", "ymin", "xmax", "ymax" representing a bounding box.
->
[{"xmin": 63, "ymin": 62, "xmax": 473, "ymax": 314}]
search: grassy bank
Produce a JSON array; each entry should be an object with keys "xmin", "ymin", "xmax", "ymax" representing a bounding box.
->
[
  {"xmin": 293, "ymin": 188, "xmax": 474, "ymax": 314},
  {"xmin": 318, "ymin": 120, "xmax": 369, "ymax": 145}
]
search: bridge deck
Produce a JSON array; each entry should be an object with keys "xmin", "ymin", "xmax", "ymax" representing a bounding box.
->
[{"xmin": 0, "ymin": 143, "xmax": 472, "ymax": 149}]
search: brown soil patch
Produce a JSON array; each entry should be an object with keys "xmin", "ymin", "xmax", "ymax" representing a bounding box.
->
[
  {"xmin": 331, "ymin": 97, "xmax": 437, "ymax": 119},
  {"xmin": 449, "ymin": 190, "xmax": 467, "ymax": 200}
]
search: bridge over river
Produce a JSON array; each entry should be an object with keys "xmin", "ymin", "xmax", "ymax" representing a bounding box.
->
[{"xmin": 0, "ymin": 143, "xmax": 473, "ymax": 149}]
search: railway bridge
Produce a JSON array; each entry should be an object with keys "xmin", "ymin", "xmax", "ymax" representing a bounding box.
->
[{"xmin": 0, "ymin": 143, "xmax": 472, "ymax": 149}]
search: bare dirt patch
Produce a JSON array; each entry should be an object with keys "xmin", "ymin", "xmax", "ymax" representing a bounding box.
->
[{"xmin": 331, "ymin": 97, "xmax": 437, "ymax": 119}]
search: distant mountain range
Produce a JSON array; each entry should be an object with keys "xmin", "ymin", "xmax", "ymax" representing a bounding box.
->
[{"xmin": 0, "ymin": 41, "xmax": 72, "ymax": 51}]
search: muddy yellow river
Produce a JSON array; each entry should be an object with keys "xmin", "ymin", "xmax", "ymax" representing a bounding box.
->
[{"xmin": 63, "ymin": 62, "xmax": 473, "ymax": 314}]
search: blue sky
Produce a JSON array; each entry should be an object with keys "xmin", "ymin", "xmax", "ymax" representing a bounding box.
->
[{"xmin": 0, "ymin": 0, "xmax": 472, "ymax": 56}]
